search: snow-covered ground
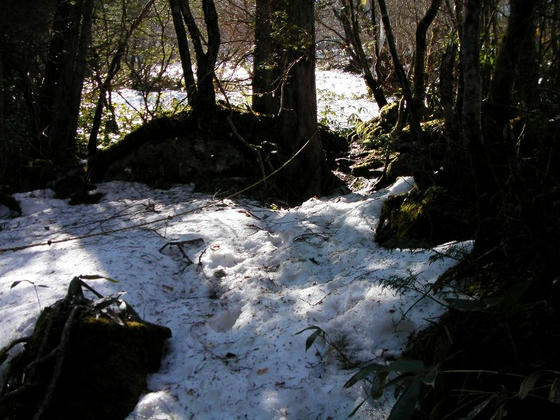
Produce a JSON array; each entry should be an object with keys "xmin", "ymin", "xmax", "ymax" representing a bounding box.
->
[
  {"xmin": 316, "ymin": 69, "xmax": 381, "ymax": 129},
  {"xmin": 0, "ymin": 177, "xmax": 471, "ymax": 419},
  {"xmin": 1, "ymin": 68, "xmax": 466, "ymax": 418}
]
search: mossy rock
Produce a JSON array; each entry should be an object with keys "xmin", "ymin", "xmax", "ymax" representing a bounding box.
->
[
  {"xmin": 352, "ymin": 102, "xmax": 399, "ymax": 149},
  {"xmin": 379, "ymin": 101, "xmax": 399, "ymax": 127},
  {"xmin": 385, "ymin": 153, "xmax": 420, "ymax": 183},
  {"xmin": 350, "ymin": 150, "xmax": 386, "ymax": 177},
  {"xmin": 0, "ymin": 281, "xmax": 171, "ymax": 420},
  {"xmin": 0, "ymin": 192, "xmax": 21, "ymax": 217},
  {"xmin": 376, "ymin": 186, "xmax": 475, "ymax": 248}
]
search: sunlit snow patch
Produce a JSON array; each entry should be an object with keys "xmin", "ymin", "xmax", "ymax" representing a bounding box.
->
[{"xmin": 0, "ymin": 177, "xmax": 472, "ymax": 419}]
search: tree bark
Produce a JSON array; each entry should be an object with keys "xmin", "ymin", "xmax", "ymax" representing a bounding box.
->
[
  {"xmin": 169, "ymin": 0, "xmax": 196, "ymax": 102},
  {"xmin": 39, "ymin": 0, "xmax": 94, "ymax": 166},
  {"xmin": 278, "ymin": 0, "xmax": 332, "ymax": 199},
  {"xmin": 413, "ymin": 0, "xmax": 442, "ymax": 118},
  {"xmin": 461, "ymin": 0, "xmax": 482, "ymax": 148},
  {"xmin": 335, "ymin": 0, "xmax": 387, "ymax": 108},
  {"xmin": 370, "ymin": 1, "xmax": 385, "ymax": 91},
  {"xmin": 252, "ymin": 0, "xmax": 282, "ymax": 114},
  {"xmin": 439, "ymin": 41, "xmax": 457, "ymax": 130},
  {"xmin": 488, "ymin": 0, "xmax": 538, "ymax": 130},
  {"xmin": 178, "ymin": 0, "xmax": 220, "ymax": 113}
]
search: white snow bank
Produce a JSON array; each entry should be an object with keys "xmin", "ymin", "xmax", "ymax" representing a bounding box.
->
[{"xmin": 0, "ymin": 177, "xmax": 471, "ymax": 419}]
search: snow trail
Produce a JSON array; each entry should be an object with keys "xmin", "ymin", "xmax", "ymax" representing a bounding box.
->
[{"xmin": 0, "ymin": 178, "xmax": 470, "ymax": 419}]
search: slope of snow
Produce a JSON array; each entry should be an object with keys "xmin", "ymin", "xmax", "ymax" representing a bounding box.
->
[{"xmin": 0, "ymin": 177, "xmax": 471, "ymax": 419}]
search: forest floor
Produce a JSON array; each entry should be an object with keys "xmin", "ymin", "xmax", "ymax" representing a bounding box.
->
[{"xmin": 0, "ymin": 70, "xmax": 472, "ymax": 419}]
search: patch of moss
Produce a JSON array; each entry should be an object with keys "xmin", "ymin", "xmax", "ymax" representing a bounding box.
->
[
  {"xmin": 0, "ymin": 294, "xmax": 171, "ymax": 420},
  {"xmin": 379, "ymin": 101, "xmax": 399, "ymax": 127},
  {"xmin": 350, "ymin": 151, "xmax": 385, "ymax": 177},
  {"xmin": 352, "ymin": 102, "xmax": 399, "ymax": 149},
  {"xmin": 376, "ymin": 186, "xmax": 475, "ymax": 248}
]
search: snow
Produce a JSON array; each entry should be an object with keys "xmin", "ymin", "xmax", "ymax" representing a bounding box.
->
[
  {"xmin": 316, "ymin": 69, "xmax": 382, "ymax": 129},
  {"xmin": 1, "ymin": 67, "xmax": 468, "ymax": 418},
  {"xmin": 0, "ymin": 177, "xmax": 472, "ymax": 419},
  {"xmin": 111, "ymin": 67, "xmax": 381, "ymax": 135}
]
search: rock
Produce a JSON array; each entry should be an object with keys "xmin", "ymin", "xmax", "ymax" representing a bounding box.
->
[
  {"xmin": 0, "ymin": 278, "xmax": 171, "ymax": 420},
  {"xmin": 0, "ymin": 192, "xmax": 21, "ymax": 218},
  {"xmin": 376, "ymin": 186, "xmax": 475, "ymax": 248},
  {"xmin": 350, "ymin": 151, "xmax": 385, "ymax": 177}
]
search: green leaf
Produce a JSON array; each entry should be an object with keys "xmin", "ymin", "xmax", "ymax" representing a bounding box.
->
[
  {"xmin": 421, "ymin": 364, "xmax": 439, "ymax": 387},
  {"xmin": 387, "ymin": 378, "xmax": 422, "ymax": 420},
  {"xmin": 519, "ymin": 371, "xmax": 545, "ymax": 400},
  {"xmin": 370, "ymin": 371, "xmax": 390, "ymax": 400},
  {"xmin": 79, "ymin": 274, "xmax": 119, "ymax": 283},
  {"xmin": 466, "ymin": 396, "xmax": 495, "ymax": 420},
  {"xmin": 305, "ymin": 329, "xmax": 323, "ymax": 351},
  {"xmin": 388, "ymin": 359, "xmax": 425, "ymax": 373},
  {"xmin": 10, "ymin": 280, "xmax": 32, "ymax": 289},
  {"xmin": 295, "ymin": 325, "xmax": 322, "ymax": 335},
  {"xmin": 348, "ymin": 399, "xmax": 367, "ymax": 417},
  {"xmin": 295, "ymin": 326, "xmax": 325, "ymax": 351},
  {"xmin": 549, "ymin": 378, "xmax": 560, "ymax": 404},
  {"xmin": 379, "ymin": 372, "xmax": 416, "ymax": 391},
  {"xmin": 344, "ymin": 362, "xmax": 387, "ymax": 388}
]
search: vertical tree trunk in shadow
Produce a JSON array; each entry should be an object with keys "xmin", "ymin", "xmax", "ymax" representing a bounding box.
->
[
  {"xmin": 169, "ymin": 0, "xmax": 196, "ymax": 102},
  {"xmin": 461, "ymin": 0, "xmax": 490, "ymax": 246},
  {"xmin": 253, "ymin": 0, "xmax": 282, "ymax": 114},
  {"xmin": 169, "ymin": 0, "xmax": 219, "ymax": 115},
  {"xmin": 413, "ymin": 0, "xmax": 442, "ymax": 119},
  {"xmin": 278, "ymin": 0, "xmax": 333, "ymax": 200},
  {"xmin": 39, "ymin": 0, "xmax": 94, "ymax": 166},
  {"xmin": 180, "ymin": 0, "xmax": 220, "ymax": 114},
  {"xmin": 440, "ymin": 41, "xmax": 457, "ymax": 131}
]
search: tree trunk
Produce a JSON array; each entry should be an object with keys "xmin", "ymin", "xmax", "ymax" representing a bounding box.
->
[
  {"xmin": 453, "ymin": 0, "xmax": 464, "ymax": 123},
  {"xmin": 413, "ymin": 0, "xmax": 442, "ymax": 118},
  {"xmin": 178, "ymin": 0, "xmax": 220, "ymax": 113},
  {"xmin": 439, "ymin": 41, "xmax": 457, "ymax": 130},
  {"xmin": 335, "ymin": 0, "xmax": 387, "ymax": 108},
  {"xmin": 461, "ymin": 0, "xmax": 482, "ymax": 151},
  {"xmin": 278, "ymin": 0, "xmax": 331, "ymax": 199},
  {"xmin": 370, "ymin": 1, "xmax": 385, "ymax": 90},
  {"xmin": 376, "ymin": 0, "xmax": 422, "ymax": 139},
  {"xmin": 169, "ymin": 0, "xmax": 196, "ymax": 103},
  {"xmin": 39, "ymin": 0, "xmax": 94, "ymax": 166},
  {"xmin": 488, "ymin": 0, "xmax": 538, "ymax": 131},
  {"xmin": 252, "ymin": 0, "xmax": 282, "ymax": 114},
  {"xmin": 0, "ymin": 54, "xmax": 5, "ymax": 178}
]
